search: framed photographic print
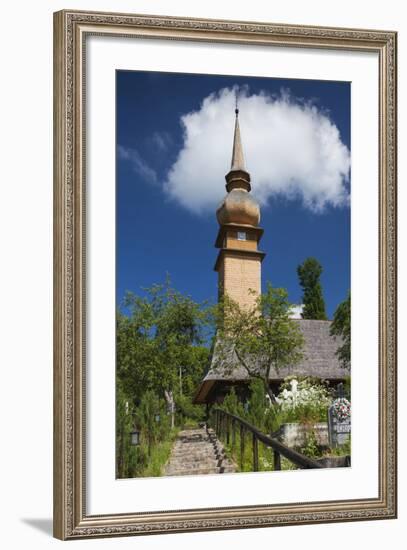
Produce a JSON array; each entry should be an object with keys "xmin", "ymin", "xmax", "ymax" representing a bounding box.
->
[{"xmin": 53, "ymin": 9, "xmax": 397, "ymax": 540}]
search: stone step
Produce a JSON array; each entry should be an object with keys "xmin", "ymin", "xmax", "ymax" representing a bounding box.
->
[
  {"xmin": 166, "ymin": 460, "xmax": 221, "ymax": 469},
  {"xmin": 169, "ymin": 458, "xmax": 221, "ymax": 465},
  {"xmin": 166, "ymin": 463, "xmax": 236, "ymax": 473},
  {"xmin": 163, "ymin": 427, "xmax": 236, "ymax": 477},
  {"xmin": 169, "ymin": 450, "xmax": 225, "ymax": 459},
  {"xmin": 169, "ymin": 454, "xmax": 226, "ymax": 463},
  {"xmin": 172, "ymin": 447, "xmax": 216, "ymax": 452},
  {"xmin": 165, "ymin": 466, "xmax": 235, "ymax": 476}
]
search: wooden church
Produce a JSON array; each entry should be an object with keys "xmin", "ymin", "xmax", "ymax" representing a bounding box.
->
[{"xmin": 194, "ymin": 107, "xmax": 346, "ymax": 405}]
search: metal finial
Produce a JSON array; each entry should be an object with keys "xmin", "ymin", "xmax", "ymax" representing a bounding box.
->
[{"xmin": 230, "ymin": 92, "xmax": 245, "ymax": 171}]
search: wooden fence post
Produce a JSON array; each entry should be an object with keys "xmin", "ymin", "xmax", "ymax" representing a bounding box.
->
[
  {"xmin": 226, "ymin": 415, "xmax": 230, "ymax": 446},
  {"xmin": 210, "ymin": 410, "xmax": 323, "ymax": 471},
  {"xmin": 240, "ymin": 425, "xmax": 245, "ymax": 470},
  {"xmin": 273, "ymin": 450, "xmax": 281, "ymax": 471},
  {"xmin": 253, "ymin": 434, "xmax": 259, "ymax": 471}
]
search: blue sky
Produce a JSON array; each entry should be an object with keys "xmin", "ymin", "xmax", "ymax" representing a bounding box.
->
[{"xmin": 116, "ymin": 70, "xmax": 350, "ymax": 319}]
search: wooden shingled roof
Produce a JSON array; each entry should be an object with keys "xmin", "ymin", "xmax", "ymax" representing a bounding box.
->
[{"xmin": 194, "ymin": 320, "xmax": 348, "ymax": 403}]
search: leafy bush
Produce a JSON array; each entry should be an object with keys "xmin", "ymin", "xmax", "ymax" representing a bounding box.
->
[
  {"xmin": 300, "ymin": 430, "xmax": 320, "ymax": 458},
  {"xmin": 116, "ymin": 383, "xmax": 147, "ymax": 478},
  {"xmin": 264, "ymin": 405, "xmax": 287, "ymax": 434},
  {"xmin": 116, "ymin": 387, "xmax": 181, "ymax": 478},
  {"xmin": 247, "ymin": 379, "xmax": 267, "ymax": 428},
  {"xmin": 175, "ymin": 393, "xmax": 205, "ymax": 425},
  {"xmin": 222, "ymin": 387, "xmax": 245, "ymax": 417},
  {"xmin": 276, "ymin": 376, "xmax": 333, "ymax": 423},
  {"xmin": 135, "ymin": 390, "xmax": 171, "ymax": 452}
]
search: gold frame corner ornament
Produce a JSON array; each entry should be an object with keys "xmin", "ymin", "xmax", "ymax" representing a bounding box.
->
[{"xmin": 53, "ymin": 9, "xmax": 397, "ymax": 540}]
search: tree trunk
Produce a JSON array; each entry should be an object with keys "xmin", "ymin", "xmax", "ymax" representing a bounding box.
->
[
  {"xmin": 264, "ymin": 381, "xmax": 278, "ymax": 405},
  {"xmin": 164, "ymin": 389, "xmax": 175, "ymax": 428}
]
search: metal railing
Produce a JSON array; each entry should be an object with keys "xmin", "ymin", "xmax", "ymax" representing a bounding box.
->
[{"xmin": 210, "ymin": 408, "xmax": 323, "ymax": 472}]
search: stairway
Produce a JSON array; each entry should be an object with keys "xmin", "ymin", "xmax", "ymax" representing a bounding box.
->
[{"xmin": 164, "ymin": 426, "xmax": 236, "ymax": 476}]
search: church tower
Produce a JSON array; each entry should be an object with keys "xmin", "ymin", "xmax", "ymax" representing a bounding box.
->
[{"xmin": 215, "ymin": 107, "xmax": 265, "ymax": 309}]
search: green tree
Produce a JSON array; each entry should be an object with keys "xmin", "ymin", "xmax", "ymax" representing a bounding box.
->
[
  {"xmin": 116, "ymin": 281, "xmax": 212, "ymax": 477},
  {"xmin": 214, "ymin": 283, "xmax": 304, "ymax": 404},
  {"xmin": 116, "ymin": 279, "xmax": 210, "ymax": 407},
  {"xmin": 297, "ymin": 257, "xmax": 327, "ymax": 320},
  {"xmin": 247, "ymin": 379, "xmax": 267, "ymax": 428},
  {"xmin": 221, "ymin": 387, "xmax": 245, "ymax": 417},
  {"xmin": 330, "ymin": 291, "xmax": 351, "ymax": 369}
]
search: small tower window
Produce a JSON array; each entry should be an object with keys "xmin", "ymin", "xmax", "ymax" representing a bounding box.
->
[{"xmin": 237, "ymin": 231, "xmax": 247, "ymax": 241}]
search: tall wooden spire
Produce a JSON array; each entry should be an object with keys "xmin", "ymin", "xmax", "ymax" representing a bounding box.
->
[
  {"xmin": 214, "ymin": 104, "xmax": 265, "ymax": 309},
  {"xmin": 230, "ymin": 108, "xmax": 246, "ymax": 171}
]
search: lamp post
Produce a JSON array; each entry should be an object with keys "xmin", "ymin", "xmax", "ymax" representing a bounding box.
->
[{"xmin": 130, "ymin": 427, "xmax": 141, "ymax": 446}]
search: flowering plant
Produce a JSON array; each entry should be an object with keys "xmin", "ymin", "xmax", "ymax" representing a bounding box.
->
[
  {"xmin": 277, "ymin": 377, "xmax": 332, "ymax": 411},
  {"xmin": 331, "ymin": 398, "xmax": 351, "ymax": 422},
  {"xmin": 274, "ymin": 377, "xmax": 333, "ymax": 423}
]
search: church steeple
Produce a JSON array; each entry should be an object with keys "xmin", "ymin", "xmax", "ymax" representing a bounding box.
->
[
  {"xmin": 214, "ymin": 104, "xmax": 266, "ymax": 310},
  {"xmin": 225, "ymin": 107, "xmax": 251, "ymax": 193},
  {"xmin": 230, "ymin": 108, "xmax": 246, "ymax": 171}
]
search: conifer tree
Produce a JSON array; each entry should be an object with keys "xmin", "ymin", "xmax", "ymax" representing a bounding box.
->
[
  {"xmin": 297, "ymin": 257, "xmax": 327, "ymax": 320},
  {"xmin": 330, "ymin": 291, "xmax": 351, "ymax": 369}
]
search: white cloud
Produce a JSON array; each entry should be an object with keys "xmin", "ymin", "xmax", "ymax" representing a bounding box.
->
[
  {"xmin": 118, "ymin": 145, "xmax": 157, "ymax": 184},
  {"xmin": 164, "ymin": 87, "xmax": 350, "ymax": 214}
]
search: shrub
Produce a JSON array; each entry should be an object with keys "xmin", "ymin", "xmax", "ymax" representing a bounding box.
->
[
  {"xmin": 247, "ymin": 379, "xmax": 267, "ymax": 429},
  {"xmin": 222, "ymin": 387, "xmax": 245, "ymax": 417},
  {"xmin": 276, "ymin": 377, "xmax": 333, "ymax": 424},
  {"xmin": 175, "ymin": 393, "xmax": 205, "ymax": 424}
]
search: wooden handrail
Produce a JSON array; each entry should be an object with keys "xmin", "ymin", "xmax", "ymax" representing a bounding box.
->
[{"xmin": 211, "ymin": 408, "xmax": 323, "ymax": 470}]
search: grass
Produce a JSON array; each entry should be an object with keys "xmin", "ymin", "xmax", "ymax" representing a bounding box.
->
[
  {"xmin": 139, "ymin": 428, "xmax": 180, "ymax": 477},
  {"xmin": 222, "ymin": 431, "xmax": 297, "ymax": 472},
  {"xmin": 325, "ymin": 436, "xmax": 351, "ymax": 458}
]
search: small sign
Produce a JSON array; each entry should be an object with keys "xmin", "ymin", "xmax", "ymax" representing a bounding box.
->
[
  {"xmin": 328, "ymin": 404, "xmax": 351, "ymax": 448},
  {"xmin": 336, "ymin": 423, "xmax": 351, "ymax": 434}
]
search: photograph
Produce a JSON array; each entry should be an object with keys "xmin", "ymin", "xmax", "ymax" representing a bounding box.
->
[
  {"xmin": 52, "ymin": 9, "xmax": 396, "ymax": 539},
  {"xmin": 115, "ymin": 70, "xmax": 352, "ymax": 479}
]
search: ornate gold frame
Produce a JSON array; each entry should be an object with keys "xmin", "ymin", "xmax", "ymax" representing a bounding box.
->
[{"xmin": 53, "ymin": 9, "xmax": 397, "ymax": 540}]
